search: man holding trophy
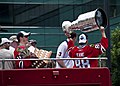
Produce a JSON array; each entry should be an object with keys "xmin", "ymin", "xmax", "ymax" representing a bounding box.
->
[
  {"xmin": 63, "ymin": 8, "xmax": 108, "ymax": 68},
  {"xmin": 68, "ymin": 26, "xmax": 108, "ymax": 68}
]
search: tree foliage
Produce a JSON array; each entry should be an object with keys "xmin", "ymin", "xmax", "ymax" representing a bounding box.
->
[{"xmin": 111, "ymin": 28, "xmax": 120, "ymax": 86}]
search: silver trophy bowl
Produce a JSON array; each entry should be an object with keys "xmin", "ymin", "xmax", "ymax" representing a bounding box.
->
[{"xmin": 69, "ymin": 8, "xmax": 107, "ymax": 32}]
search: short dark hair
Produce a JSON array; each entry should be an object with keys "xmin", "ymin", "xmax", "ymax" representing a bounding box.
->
[
  {"xmin": 70, "ymin": 32, "xmax": 77, "ymax": 39},
  {"xmin": 17, "ymin": 33, "xmax": 24, "ymax": 42}
]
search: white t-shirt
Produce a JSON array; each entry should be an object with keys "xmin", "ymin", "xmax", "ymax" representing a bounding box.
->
[
  {"xmin": 28, "ymin": 46, "xmax": 35, "ymax": 53},
  {"xmin": 56, "ymin": 40, "xmax": 74, "ymax": 68},
  {"xmin": 0, "ymin": 49, "xmax": 14, "ymax": 69},
  {"xmin": 9, "ymin": 46, "xmax": 15, "ymax": 57}
]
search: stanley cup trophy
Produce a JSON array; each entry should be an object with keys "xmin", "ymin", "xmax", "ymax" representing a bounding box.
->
[{"xmin": 62, "ymin": 8, "xmax": 107, "ymax": 33}]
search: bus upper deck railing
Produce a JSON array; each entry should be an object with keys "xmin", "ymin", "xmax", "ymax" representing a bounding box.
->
[
  {"xmin": 0, "ymin": 57, "xmax": 108, "ymax": 69},
  {"xmin": 0, "ymin": 57, "xmax": 108, "ymax": 61}
]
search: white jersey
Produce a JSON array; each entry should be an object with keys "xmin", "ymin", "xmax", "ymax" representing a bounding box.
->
[{"xmin": 56, "ymin": 39, "xmax": 74, "ymax": 68}]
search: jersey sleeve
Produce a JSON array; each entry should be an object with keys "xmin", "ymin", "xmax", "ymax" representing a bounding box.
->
[
  {"xmin": 69, "ymin": 46, "xmax": 78, "ymax": 58},
  {"xmin": 67, "ymin": 39, "xmax": 74, "ymax": 49},
  {"xmin": 97, "ymin": 37, "xmax": 108, "ymax": 54},
  {"xmin": 100, "ymin": 37, "xmax": 108, "ymax": 52},
  {"xmin": 89, "ymin": 37, "xmax": 108, "ymax": 56},
  {"xmin": 56, "ymin": 42, "xmax": 67, "ymax": 58}
]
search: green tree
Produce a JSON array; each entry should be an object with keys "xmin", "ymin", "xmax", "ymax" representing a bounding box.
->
[{"xmin": 111, "ymin": 28, "xmax": 120, "ymax": 86}]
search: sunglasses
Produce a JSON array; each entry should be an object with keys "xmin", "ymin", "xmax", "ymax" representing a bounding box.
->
[
  {"xmin": 4, "ymin": 42, "xmax": 10, "ymax": 45},
  {"xmin": 24, "ymin": 36, "xmax": 29, "ymax": 38}
]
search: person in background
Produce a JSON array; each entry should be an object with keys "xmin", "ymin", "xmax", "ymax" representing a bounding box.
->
[
  {"xmin": 28, "ymin": 39, "xmax": 37, "ymax": 53},
  {"xmin": 56, "ymin": 21, "xmax": 77, "ymax": 68},
  {"xmin": 68, "ymin": 26, "xmax": 108, "ymax": 68},
  {"xmin": 14, "ymin": 31, "xmax": 35, "ymax": 68},
  {"xmin": 9, "ymin": 35, "xmax": 18, "ymax": 57},
  {"xmin": 0, "ymin": 38, "xmax": 14, "ymax": 69}
]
